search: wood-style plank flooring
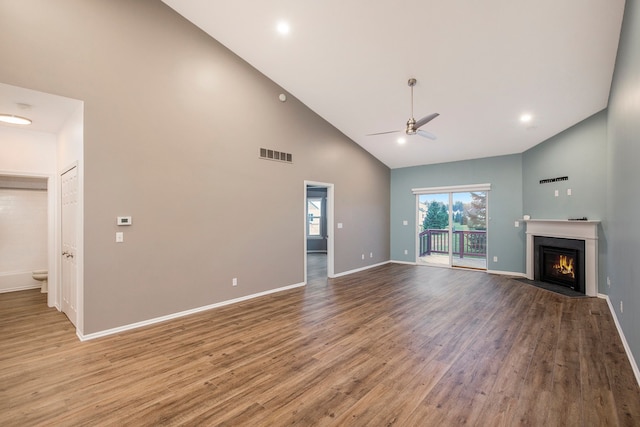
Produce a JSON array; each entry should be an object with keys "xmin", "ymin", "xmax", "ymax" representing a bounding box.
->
[{"xmin": 2, "ymin": 257, "xmax": 639, "ymax": 426}]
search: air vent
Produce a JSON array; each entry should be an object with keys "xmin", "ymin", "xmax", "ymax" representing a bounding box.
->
[{"xmin": 259, "ymin": 148, "xmax": 293, "ymax": 164}]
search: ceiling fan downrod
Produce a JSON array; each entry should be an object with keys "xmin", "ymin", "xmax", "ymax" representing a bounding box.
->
[{"xmin": 406, "ymin": 78, "xmax": 417, "ymax": 135}]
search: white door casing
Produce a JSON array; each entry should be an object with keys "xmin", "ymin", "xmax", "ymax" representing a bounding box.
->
[{"xmin": 61, "ymin": 166, "xmax": 78, "ymax": 326}]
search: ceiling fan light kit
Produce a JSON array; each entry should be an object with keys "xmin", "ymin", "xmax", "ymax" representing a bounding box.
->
[{"xmin": 368, "ymin": 78, "xmax": 439, "ymax": 141}]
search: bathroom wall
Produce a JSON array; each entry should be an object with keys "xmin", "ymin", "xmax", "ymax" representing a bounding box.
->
[
  {"xmin": 0, "ymin": 127, "xmax": 56, "ymax": 292},
  {"xmin": 0, "ymin": 186, "xmax": 48, "ymax": 292}
]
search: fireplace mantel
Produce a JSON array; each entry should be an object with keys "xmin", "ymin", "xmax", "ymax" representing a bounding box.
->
[{"xmin": 524, "ymin": 219, "xmax": 600, "ymax": 296}]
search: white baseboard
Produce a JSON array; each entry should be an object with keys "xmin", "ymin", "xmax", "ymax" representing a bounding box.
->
[
  {"xmin": 486, "ymin": 270, "xmax": 527, "ymax": 277},
  {"xmin": 390, "ymin": 260, "xmax": 418, "ymax": 266},
  {"xmin": 0, "ymin": 284, "xmax": 42, "ymax": 293},
  {"xmin": 78, "ymin": 282, "xmax": 306, "ymax": 342},
  {"xmin": 390, "ymin": 263, "xmax": 526, "ymax": 278},
  {"xmin": 599, "ymin": 293, "xmax": 640, "ymax": 388},
  {"xmin": 331, "ymin": 261, "xmax": 391, "ymax": 278}
]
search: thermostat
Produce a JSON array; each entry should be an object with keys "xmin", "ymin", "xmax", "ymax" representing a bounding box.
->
[{"xmin": 117, "ymin": 216, "xmax": 132, "ymax": 226}]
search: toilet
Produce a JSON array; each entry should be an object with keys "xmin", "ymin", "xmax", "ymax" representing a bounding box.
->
[{"xmin": 32, "ymin": 270, "xmax": 48, "ymax": 293}]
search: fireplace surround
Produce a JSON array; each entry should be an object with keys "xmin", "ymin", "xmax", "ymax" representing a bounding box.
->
[{"xmin": 524, "ymin": 219, "xmax": 599, "ymax": 296}]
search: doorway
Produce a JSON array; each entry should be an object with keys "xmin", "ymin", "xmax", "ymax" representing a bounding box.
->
[
  {"xmin": 415, "ymin": 184, "xmax": 489, "ymax": 270},
  {"xmin": 304, "ymin": 181, "xmax": 334, "ymax": 284}
]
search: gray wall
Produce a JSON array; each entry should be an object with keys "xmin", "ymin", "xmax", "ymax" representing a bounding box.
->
[
  {"xmin": 391, "ymin": 154, "xmax": 524, "ymax": 273},
  {"xmin": 0, "ymin": 0, "xmax": 390, "ymax": 334},
  {"xmin": 607, "ymin": 0, "xmax": 640, "ymax": 368},
  {"xmin": 522, "ymin": 110, "xmax": 608, "ymax": 292}
]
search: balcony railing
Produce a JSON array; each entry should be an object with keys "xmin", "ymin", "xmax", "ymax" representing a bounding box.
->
[{"xmin": 419, "ymin": 229, "xmax": 487, "ymax": 258}]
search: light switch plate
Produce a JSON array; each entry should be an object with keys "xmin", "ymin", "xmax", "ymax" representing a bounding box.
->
[{"xmin": 116, "ymin": 232, "xmax": 124, "ymax": 243}]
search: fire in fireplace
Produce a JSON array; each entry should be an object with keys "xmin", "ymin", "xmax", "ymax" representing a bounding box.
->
[
  {"xmin": 541, "ymin": 247, "xmax": 578, "ymax": 288},
  {"xmin": 554, "ymin": 255, "xmax": 575, "ymax": 278},
  {"xmin": 534, "ymin": 236, "xmax": 585, "ymax": 293}
]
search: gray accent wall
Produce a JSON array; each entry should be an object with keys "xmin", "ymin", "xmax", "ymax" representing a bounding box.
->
[
  {"xmin": 391, "ymin": 154, "xmax": 524, "ymax": 273},
  {"xmin": 607, "ymin": 0, "xmax": 640, "ymax": 369},
  {"xmin": 522, "ymin": 110, "xmax": 609, "ymax": 293},
  {"xmin": 0, "ymin": 0, "xmax": 390, "ymax": 334}
]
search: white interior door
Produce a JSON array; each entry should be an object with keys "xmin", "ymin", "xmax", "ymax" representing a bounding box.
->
[{"xmin": 61, "ymin": 166, "xmax": 78, "ymax": 326}]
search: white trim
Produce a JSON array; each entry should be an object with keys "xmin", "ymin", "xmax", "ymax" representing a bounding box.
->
[
  {"xmin": 332, "ymin": 261, "xmax": 390, "ymax": 278},
  {"xmin": 78, "ymin": 282, "xmax": 306, "ymax": 341},
  {"xmin": 412, "ymin": 183, "xmax": 491, "ymax": 195},
  {"xmin": 486, "ymin": 270, "xmax": 527, "ymax": 277},
  {"xmin": 304, "ymin": 181, "xmax": 335, "ymax": 281},
  {"xmin": 391, "ymin": 260, "xmax": 417, "ymax": 266},
  {"xmin": 0, "ymin": 284, "xmax": 42, "ymax": 293},
  {"xmin": 599, "ymin": 294, "xmax": 640, "ymax": 388}
]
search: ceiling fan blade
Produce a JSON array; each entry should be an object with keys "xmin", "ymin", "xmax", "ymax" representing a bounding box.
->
[
  {"xmin": 414, "ymin": 112, "xmax": 440, "ymax": 130},
  {"xmin": 417, "ymin": 129, "xmax": 437, "ymax": 140},
  {"xmin": 366, "ymin": 129, "xmax": 401, "ymax": 136}
]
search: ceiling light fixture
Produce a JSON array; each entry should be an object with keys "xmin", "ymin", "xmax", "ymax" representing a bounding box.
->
[
  {"xmin": 276, "ymin": 21, "xmax": 290, "ymax": 35},
  {"xmin": 0, "ymin": 114, "xmax": 32, "ymax": 125},
  {"xmin": 520, "ymin": 113, "xmax": 533, "ymax": 123},
  {"xmin": 397, "ymin": 137, "xmax": 406, "ymax": 145}
]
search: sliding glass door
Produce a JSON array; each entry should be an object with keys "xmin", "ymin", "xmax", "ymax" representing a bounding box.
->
[
  {"xmin": 451, "ymin": 191, "xmax": 487, "ymax": 269},
  {"xmin": 418, "ymin": 193, "xmax": 451, "ymax": 267},
  {"xmin": 416, "ymin": 185, "xmax": 489, "ymax": 270}
]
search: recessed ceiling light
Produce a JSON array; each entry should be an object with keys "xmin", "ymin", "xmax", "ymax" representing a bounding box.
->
[
  {"xmin": 276, "ymin": 21, "xmax": 290, "ymax": 35},
  {"xmin": 397, "ymin": 137, "xmax": 406, "ymax": 145},
  {"xmin": 0, "ymin": 114, "xmax": 32, "ymax": 125},
  {"xmin": 520, "ymin": 113, "xmax": 533, "ymax": 123}
]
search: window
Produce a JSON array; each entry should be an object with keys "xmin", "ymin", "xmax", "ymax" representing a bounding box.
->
[{"xmin": 307, "ymin": 197, "xmax": 323, "ymax": 237}]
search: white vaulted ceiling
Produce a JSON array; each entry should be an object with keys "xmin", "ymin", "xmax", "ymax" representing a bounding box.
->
[{"xmin": 162, "ymin": 0, "xmax": 625, "ymax": 168}]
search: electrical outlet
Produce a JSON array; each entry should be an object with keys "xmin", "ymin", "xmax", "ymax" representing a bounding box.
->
[
  {"xmin": 607, "ymin": 277, "xmax": 611, "ymax": 287},
  {"xmin": 370, "ymin": 252, "xmax": 373, "ymax": 258},
  {"xmin": 620, "ymin": 301, "xmax": 623, "ymax": 313},
  {"xmin": 361, "ymin": 254, "xmax": 365, "ymax": 260},
  {"xmin": 404, "ymin": 249, "xmax": 408, "ymax": 255},
  {"xmin": 555, "ymin": 189, "xmax": 559, "ymax": 197},
  {"xmin": 232, "ymin": 278, "xmax": 237, "ymax": 287},
  {"xmin": 493, "ymin": 256, "xmax": 498, "ymax": 262},
  {"xmin": 403, "ymin": 220, "xmax": 408, "ymax": 226},
  {"xmin": 514, "ymin": 221, "xmax": 519, "ymax": 227}
]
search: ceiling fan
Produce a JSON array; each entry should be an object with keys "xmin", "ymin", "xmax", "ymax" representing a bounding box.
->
[{"xmin": 368, "ymin": 78, "xmax": 439, "ymax": 140}]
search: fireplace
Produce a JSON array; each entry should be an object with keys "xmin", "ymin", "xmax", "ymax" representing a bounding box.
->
[
  {"xmin": 524, "ymin": 219, "xmax": 599, "ymax": 296},
  {"xmin": 534, "ymin": 236, "xmax": 585, "ymax": 293}
]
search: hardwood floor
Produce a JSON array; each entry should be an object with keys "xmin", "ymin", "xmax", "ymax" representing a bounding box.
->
[{"xmin": 1, "ymin": 263, "xmax": 639, "ymax": 426}]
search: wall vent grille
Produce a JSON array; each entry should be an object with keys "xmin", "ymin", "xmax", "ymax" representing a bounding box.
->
[{"xmin": 260, "ymin": 148, "xmax": 293, "ymax": 164}]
